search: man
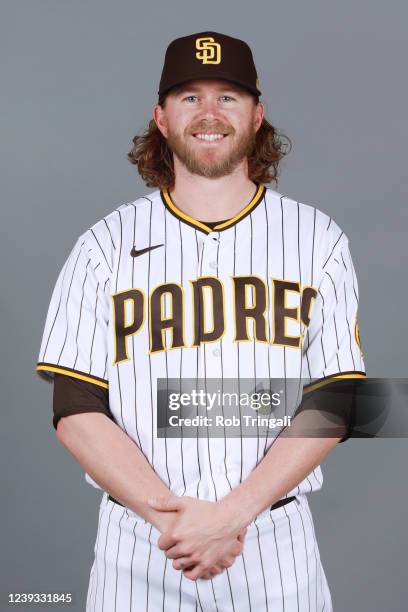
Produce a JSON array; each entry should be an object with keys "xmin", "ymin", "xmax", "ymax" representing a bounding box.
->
[{"xmin": 36, "ymin": 31, "xmax": 366, "ymax": 611}]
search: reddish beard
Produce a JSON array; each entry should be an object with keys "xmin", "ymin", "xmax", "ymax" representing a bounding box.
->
[{"xmin": 166, "ymin": 121, "xmax": 256, "ymax": 179}]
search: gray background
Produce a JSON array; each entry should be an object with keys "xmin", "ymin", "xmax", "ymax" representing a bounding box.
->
[{"xmin": 1, "ymin": 0, "xmax": 407, "ymax": 610}]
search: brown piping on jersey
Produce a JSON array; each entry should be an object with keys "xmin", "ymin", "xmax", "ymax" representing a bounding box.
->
[{"xmin": 160, "ymin": 183, "xmax": 266, "ymax": 234}]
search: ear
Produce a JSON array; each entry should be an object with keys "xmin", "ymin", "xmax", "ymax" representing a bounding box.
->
[
  {"xmin": 254, "ymin": 101, "xmax": 265, "ymax": 132},
  {"xmin": 153, "ymin": 104, "xmax": 168, "ymax": 138}
]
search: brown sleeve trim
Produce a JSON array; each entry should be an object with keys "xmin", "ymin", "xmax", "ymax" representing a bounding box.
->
[
  {"xmin": 52, "ymin": 373, "xmax": 113, "ymax": 431},
  {"xmin": 301, "ymin": 375, "xmax": 367, "ymax": 444}
]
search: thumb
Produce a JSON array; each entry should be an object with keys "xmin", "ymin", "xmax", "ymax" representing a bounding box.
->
[{"xmin": 147, "ymin": 496, "xmax": 183, "ymax": 511}]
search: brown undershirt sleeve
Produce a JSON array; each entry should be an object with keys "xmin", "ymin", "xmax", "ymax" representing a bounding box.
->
[
  {"xmin": 52, "ymin": 373, "xmax": 114, "ymax": 431},
  {"xmin": 297, "ymin": 378, "xmax": 360, "ymax": 444}
]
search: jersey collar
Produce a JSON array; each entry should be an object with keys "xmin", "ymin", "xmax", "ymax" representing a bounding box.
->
[{"xmin": 160, "ymin": 182, "xmax": 266, "ymax": 234}]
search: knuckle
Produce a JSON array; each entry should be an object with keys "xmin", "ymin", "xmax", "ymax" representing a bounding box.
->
[
  {"xmin": 191, "ymin": 570, "xmax": 201, "ymax": 581},
  {"xmin": 182, "ymin": 568, "xmax": 192, "ymax": 577}
]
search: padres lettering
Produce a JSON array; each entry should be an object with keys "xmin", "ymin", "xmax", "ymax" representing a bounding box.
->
[
  {"xmin": 111, "ymin": 276, "xmax": 317, "ymax": 364},
  {"xmin": 195, "ymin": 36, "xmax": 221, "ymax": 64}
]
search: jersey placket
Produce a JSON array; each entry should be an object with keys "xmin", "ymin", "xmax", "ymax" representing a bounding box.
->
[{"xmin": 195, "ymin": 229, "xmax": 227, "ymax": 501}]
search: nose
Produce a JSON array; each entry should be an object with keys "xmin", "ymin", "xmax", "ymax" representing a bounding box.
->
[{"xmin": 197, "ymin": 96, "xmax": 222, "ymax": 121}]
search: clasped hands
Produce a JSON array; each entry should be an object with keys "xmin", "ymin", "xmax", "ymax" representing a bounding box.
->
[{"xmin": 147, "ymin": 495, "xmax": 249, "ymax": 581}]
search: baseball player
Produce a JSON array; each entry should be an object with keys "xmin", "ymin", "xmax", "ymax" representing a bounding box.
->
[{"xmin": 36, "ymin": 31, "xmax": 366, "ymax": 611}]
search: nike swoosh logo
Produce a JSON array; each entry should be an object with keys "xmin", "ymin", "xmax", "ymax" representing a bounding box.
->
[{"xmin": 130, "ymin": 244, "xmax": 164, "ymax": 257}]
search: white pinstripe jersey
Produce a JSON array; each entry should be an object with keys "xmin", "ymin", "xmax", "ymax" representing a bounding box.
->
[{"xmin": 36, "ymin": 182, "xmax": 366, "ymax": 502}]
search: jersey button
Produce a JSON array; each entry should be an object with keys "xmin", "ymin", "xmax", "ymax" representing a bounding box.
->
[
  {"xmin": 209, "ymin": 260, "xmax": 217, "ymax": 269},
  {"xmin": 212, "ymin": 348, "xmax": 221, "ymax": 357}
]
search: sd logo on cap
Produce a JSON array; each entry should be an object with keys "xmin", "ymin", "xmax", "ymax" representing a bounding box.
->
[{"xmin": 158, "ymin": 31, "xmax": 261, "ymax": 101}]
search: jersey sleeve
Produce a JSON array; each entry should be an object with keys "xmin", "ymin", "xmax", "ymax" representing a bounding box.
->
[
  {"xmin": 301, "ymin": 233, "xmax": 367, "ymax": 442},
  {"xmin": 35, "ymin": 232, "xmax": 110, "ymax": 391}
]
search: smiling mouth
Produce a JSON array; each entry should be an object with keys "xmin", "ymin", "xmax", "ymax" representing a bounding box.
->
[{"xmin": 192, "ymin": 133, "xmax": 229, "ymax": 142}]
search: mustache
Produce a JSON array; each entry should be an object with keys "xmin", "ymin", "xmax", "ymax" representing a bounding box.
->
[{"xmin": 188, "ymin": 124, "xmax": 234, "ymax": 135}]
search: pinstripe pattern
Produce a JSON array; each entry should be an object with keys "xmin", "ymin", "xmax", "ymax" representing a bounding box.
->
[
  {"xmin": 36, "ymin": 185, "xmax": 365, "ymax": 610},
  {"xmin": 85, "ymin": 492, "xmax": 332, "ymax": 611}
]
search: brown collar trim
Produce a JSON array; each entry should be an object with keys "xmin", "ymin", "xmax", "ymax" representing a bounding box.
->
[{"xmin": 160, "ymin": 183, "xmax": 267, "ymax": 233}]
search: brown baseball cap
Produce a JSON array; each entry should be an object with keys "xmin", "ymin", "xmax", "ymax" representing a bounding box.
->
[{"xmin": 158, "ymin": 31, "xmax": 262, "ymax": 101}]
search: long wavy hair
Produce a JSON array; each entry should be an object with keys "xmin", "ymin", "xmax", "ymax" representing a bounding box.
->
[{"xmin": 128, "ymin": 93, "xmax": 292, "ymax": 191}]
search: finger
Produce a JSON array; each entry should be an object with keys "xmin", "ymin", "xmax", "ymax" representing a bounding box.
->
[
  {"xmin": 200, "ymin": 570, "xmax": 220, "ymax": 580},
  {"xmin": 164, "ymin": 543, "xmax": 190, "ymax": 559},
  {"xmin": 157, "ymin": 533, "xmax": 180, "ymax": 551},
  {"xmin": 173, "ymin": 557, "xmax": 195, "ymax": 571},
  {"xmin": 237, "ymin": 527, "xmax": 248, "ymax": 541},
  {"xmin": 182, "ymin": 564, "xmax": 207, "ymax": 581},
  {"xmin": 199, "ymin": 567, "xmax": 223, "ymax": 580},
  {"xmin": 184, "ymin": 561, "xmax": 223, "ymax": 580},
  {"xmin": 231, "ymin": 541, "xmax": 244, "ymax": 556},
  {"xmin": 147, "ymin": 496, "xmax": 183, "ymax": 512},
  {"xmin": 219, "ymin": 556, "xmax": 234, "ymax": 568},
  {"xmin": 224, "ymin": 539, "xmax": 242, "ymax": 557}
]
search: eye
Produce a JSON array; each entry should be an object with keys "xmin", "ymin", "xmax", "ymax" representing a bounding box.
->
[
  {"xmin": 183, "ymin": 95, "xmax": 198, "ymax": 103},
  {"xmin": 220, "ymin": 95, "xmax": 234, "ymax": 102}
]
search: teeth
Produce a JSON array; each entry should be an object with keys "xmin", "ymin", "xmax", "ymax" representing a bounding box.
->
[{"xmin": 195, "ymin": 133, "xmax": 225, "ymax": 141}]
